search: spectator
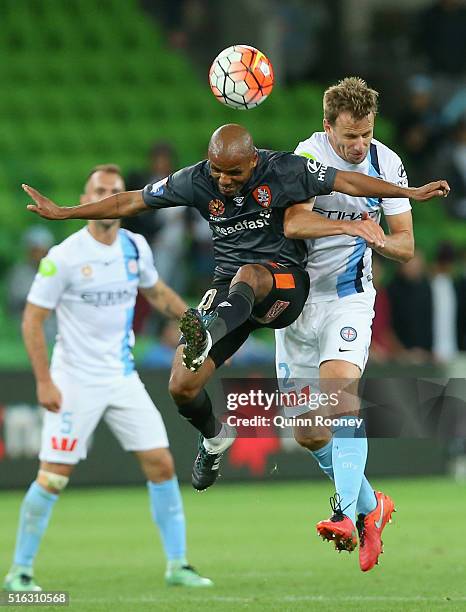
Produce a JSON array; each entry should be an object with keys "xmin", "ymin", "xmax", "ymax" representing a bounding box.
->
[
  {"xmin": 415, "ymin": 0, "xmax": 466, "ymax": 77},
  {"xmin": 431, "ymin": 242, "xmax": 458, "ymax": 362},
  {"xmin": 6, "ymin": 226, "xmax": 53, "ymax": 317},
  {"xmin": 396, "ymin": 75, "xmax": 441, "ymax": 184},
  {"xmin": 457, "ymin": 248, "xmax": 466, "ymax": 352},
  {"xmin": 387, "ymin": 251, "xmax": 433, "ymax": 362},
  {"xmin": 436, "ymin": 119, "xmax": 466, "ymax": 219},
  {"xmin": 6, "ymin": 226, "xmax": 56, "ymax": 343},
  {"xmin": 370, "ymin": 256, "xmax": 404, "ymax": 363},
  {"xmin": 141, "ymin": 319, "xmax": 180, "ymax": 368}
]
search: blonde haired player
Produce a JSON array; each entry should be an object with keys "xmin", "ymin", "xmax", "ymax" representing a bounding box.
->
[
  {"xmin": 4, "ymin": 165, "xmax": 212, "ymax": 591},
  {"xmin": 277, "ymin": 77, "xmax": 437, "ymax": 571}
]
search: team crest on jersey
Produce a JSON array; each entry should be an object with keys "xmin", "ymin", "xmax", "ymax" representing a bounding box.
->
[
  {"xmin": 150, "ymin": 177, "xmax": 168, "ymax": 197},
  {"xmin": 253, "ymin": 185, "xmax": 272, "ymax": 208},
  {"xmin": 209, "ymin": 199, "xmax": 225, "ymax": 216},
  {"xmin": 127, "ymin": 259, "xmax": 138, "ymax": 274},
  {"xmin": 340, "ymin": 326, "xmax": 357, "ymax": 342},
  {"xmin": 81, "ymin": 265, "xmax": 93, "ymax": 277}
]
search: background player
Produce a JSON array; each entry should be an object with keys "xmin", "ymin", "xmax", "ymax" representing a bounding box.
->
[
  {"xmin": 276, "ymin": 77, "xmax": 420, "ymax": 571},
  {"xmin": 22, "ymin": 124, "xmax": 449, "ymax": 495},
  {"xmin": 4, "ymin": 165, "xmax": 212, "ymax": 591}
]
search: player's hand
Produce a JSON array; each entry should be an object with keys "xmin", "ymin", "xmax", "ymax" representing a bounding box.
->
[
  {"xmin": 343, "ymin": 212, "xmax": 385, "ymax": 248},
  {"xmin": 37, "ymin": 380, "xmax": 62, "ymax": 413},
  {"xmin": 23, "ymin": 184, "xmax": 66, "ymax": 220},
  {"xmin": 409, "ymin": 180, "xmax": 450, "ymax": 201}
]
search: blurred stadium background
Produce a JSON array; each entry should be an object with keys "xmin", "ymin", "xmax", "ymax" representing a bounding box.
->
[{"xmin": 0, "ymin": 0, "xmax": 465, "ymax": 608}]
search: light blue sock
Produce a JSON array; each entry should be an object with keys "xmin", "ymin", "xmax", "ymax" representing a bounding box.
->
[
  {"xmin": 147, "ymin": 477, "xmax": 186, "ymax": 563},
  {"xmin": 332, "ymin": 424, "xmax": 368, "ymax": 524},
  {"xmin": 310, "ymin": 440, "xmax": 376, "ymax": 516},
  {"xmin": 13, "ymin": 481, "xmax": 58, "ymax": 568}
]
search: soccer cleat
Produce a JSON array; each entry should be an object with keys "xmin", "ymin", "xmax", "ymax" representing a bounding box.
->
[
  {"xmin": 180, "ymin": 308, "xmax": 214, "ymax": 372},
  {"xmin": 357, "ymin": 490, "xmax": 395, "ymax": 572},
  {"xmin": 3, "ymin": 568, "xmax": 42, "ymax": 592},
  {"xmin": 316, "ymin": 493, "xmax": 358, "ymax": 552},
  {"xmin": 165, "ymin": 564, "xmax": 213, "ymax": 587},
  {"xmin": 192, "ymin": 435, "xmax": 232, "ymax": 491}
]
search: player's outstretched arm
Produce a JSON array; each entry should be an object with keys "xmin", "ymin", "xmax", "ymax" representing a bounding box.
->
[
  {"xmin": 23, "ymin": 184, "xmax": 147, "ymax": 220},
  {"xmin": 333, "ymin": 171, "xmax": 450, "ymax": 201}
]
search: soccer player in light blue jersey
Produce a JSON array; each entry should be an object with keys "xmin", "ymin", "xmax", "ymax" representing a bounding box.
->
[
  {"xmin": 4, "ymin": 165, "xmax": 212, "ymax": 591},
  {"xmin": 276, "ymin": 77, "xmax": 432, "ymax": 570}
]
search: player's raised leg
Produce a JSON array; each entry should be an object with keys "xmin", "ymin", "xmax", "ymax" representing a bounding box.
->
[
  {"xmin": 180, "ymin": 263, "xmax": 272, "ymax": 372},
  {"xmin": 3, "ymin": 463, "xmax": 73, "ymax": 592}
]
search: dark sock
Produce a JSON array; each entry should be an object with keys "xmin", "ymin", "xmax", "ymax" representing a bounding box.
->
[
  {"xmin": 177, "ymin": 390, "xmax": 221, "ymax": 438},
  {"xmin": 208, "ymin": 282, "xmax": 255, "ymax": 345}
]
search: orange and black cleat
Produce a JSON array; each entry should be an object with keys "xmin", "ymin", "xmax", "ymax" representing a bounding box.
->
[
  {"xmin": 356, "ymin": 491, "xmax": 395, "ymax": 572},
  {"xmin": 316, "ymin": 493, "xmax": 358, "ymax": 552}
]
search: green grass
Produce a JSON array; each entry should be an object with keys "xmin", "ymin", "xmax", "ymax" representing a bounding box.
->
[{"xmin": 1, "ymin": 479, "xmax": 465, "ymax": 611}]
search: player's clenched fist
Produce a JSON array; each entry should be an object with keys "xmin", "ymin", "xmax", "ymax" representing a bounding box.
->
[
  {"xmin": 344, "ymin": 211, "xmax": 385, "ymax": 248},
  {"xmin": 37, "ymin": 380, "xmax": 62, "ymax": 413},
  {"xmin": 408, "ymin": 180, "xmax": 450, "ymax": 201}
]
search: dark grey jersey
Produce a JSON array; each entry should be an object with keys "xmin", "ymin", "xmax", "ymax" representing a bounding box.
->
[{"xmin": 142, "ymin": 149, "xmax": 336, "ymax": 280}]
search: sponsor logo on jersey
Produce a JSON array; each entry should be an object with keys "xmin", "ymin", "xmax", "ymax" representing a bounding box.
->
[
  {"xmin": 213, "ymin": 215, "xmax": 270, "ymax": 236},
  {"xmin": 81, "ymin": 289, "xmax": 134, "ymax": 307},
  {"xmin": 233, "ymin": 196, "xmax": 245, "ymax": 206},
  {"xmin": 81, "ymin": 265, "xmax": 93, "ymax": 277},
  {"xmin": 127, "ymin": 259, "xmax": 138, "ymax": 274},
  {"xmin": 314, "ymin": 207, "xmax": 380, "ymax": 220},
  {"xmin": 253, "ymin": 185, "xmax": 272, "ymax": 208},
  {"xmin": 150, "ymin": 176, "xmax": 168, "ymax": 197},
  {"xmin": 39, "ymin": 258, "xmax": 57, "ymax": 277},
  {"xmin": 209, "ymin": 199, "xmax": 225, "ymax": 216},
  {"xmin": 340, "ymin": 326, "xmax": 357, "ymax": 342}
]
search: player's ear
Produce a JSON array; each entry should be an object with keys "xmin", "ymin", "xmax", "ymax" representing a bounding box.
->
[
  {"xmin": 251, "ymin": 149, "xmax": 259, "ymax": 168},
  {"xmin": 323, "ymin": 119, "xmax": 332, "ymax": 135}
]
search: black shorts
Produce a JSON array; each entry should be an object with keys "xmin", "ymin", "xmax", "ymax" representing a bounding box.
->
[{"xmin": 195, "ymin": 262, "xmax": 310, "ymax": 368}]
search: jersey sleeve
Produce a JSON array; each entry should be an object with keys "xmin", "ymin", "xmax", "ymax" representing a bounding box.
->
[
  {"xmin": 135, "ymin": 235, "xmax": 159, "ymax": 288},
  {"xmin": 142, "ymin": 166, "xmax": 195, "ymax": 210},
  {"xmin": 27, "ymin": 246, "xmax": 69, "ymax": 310},
  {"xmin": 273, "ymin": 152, "xmax": 337, "ymax": 207},
  {"xmin": 380, "ymin": 153, "xmax": 412, "ymax": 216}
]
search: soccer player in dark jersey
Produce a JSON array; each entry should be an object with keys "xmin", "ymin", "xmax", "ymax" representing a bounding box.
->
[{"xmin": 24, "ymin": 124, "xmax": 450, "ymax": 491}]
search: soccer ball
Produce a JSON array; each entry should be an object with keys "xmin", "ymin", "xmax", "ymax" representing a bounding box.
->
[{"xmin": 209, "ymin": 45, "xmax": 274, "ymax": 110}]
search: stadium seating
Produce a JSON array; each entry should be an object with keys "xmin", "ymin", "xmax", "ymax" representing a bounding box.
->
[{"xmin": 0, "ymin": 0, "xmax": 458, "ymax": 286}]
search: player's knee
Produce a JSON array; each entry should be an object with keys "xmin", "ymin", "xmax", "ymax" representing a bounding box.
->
[
  {"xmin": 169, "ymin": 374, "xmax": 200, "ymax": 405},
  {"xmin": 142, "ymin": 450, "xmax": 175, "ymax": 482},
  {"xmin": 233, "ymin": 264, "xmax": 272, "ymax": 302},
  {"xmin": 294, "ymin": 430, "xmax": 331, "ymax": 451},
  {"xmin": 37, "ymin": 469, "xmax": 70, "ymax": 494}
]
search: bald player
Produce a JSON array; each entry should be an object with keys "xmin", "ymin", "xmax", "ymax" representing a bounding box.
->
[{"xmin": 24, "ymin": 124, "xmax": 450, "ymax": 492}]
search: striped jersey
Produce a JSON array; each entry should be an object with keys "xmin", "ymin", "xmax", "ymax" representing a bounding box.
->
[
  {"xmin": 27, "ymin": 227, "xmax": 158, "ymax": 380},
  {"xmin": 295, "ymin": 132, "xmax": 411, "ymax": 302}
]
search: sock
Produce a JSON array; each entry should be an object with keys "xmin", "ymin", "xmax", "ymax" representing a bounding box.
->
[
  {"xmin": 147, "ymin": 477, "xmax": 187, "ymax": 563},
  {"xmin": 310, "ymin": 439, "xmax": 377, "ymax": 516},
  {"xmin": 13, "ymin": 481, "xmax": 58, "ymax": 569},
  {"xmin": 203, "ymin": 422, "xmax": 236, "ymax": 453},
  {"xmin": 331, "ymin": 424, "xmax": 368, "ymax": 524},
  {"xmin": 207, "ymin": 282, "xmax": 255, "ymax": 345},
  {"xmin": 177, "ymin": 390, "xmax": 221, "ymax": 438}
]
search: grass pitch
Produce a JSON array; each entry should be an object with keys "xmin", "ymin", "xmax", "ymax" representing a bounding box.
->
[{"xmin": 1, "ymin": 478, "xmax": 465, "ymax": 611}]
